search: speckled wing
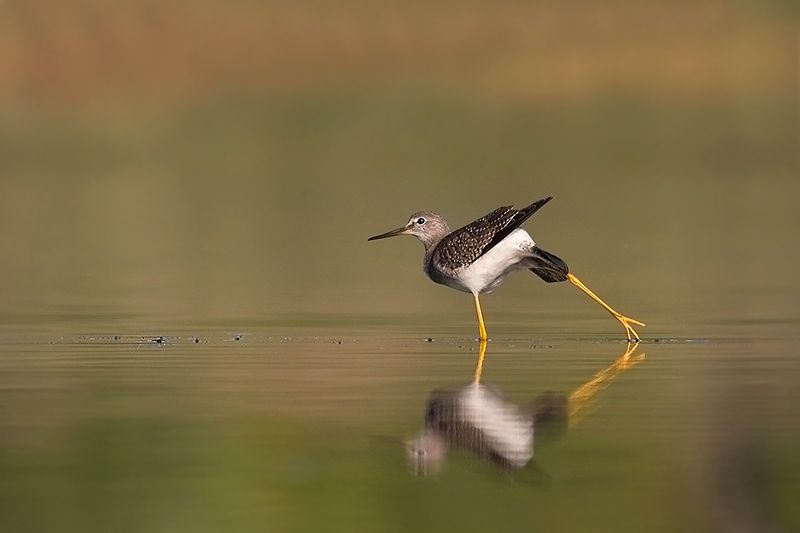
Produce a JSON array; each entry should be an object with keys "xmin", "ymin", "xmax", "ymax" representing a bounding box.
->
[{"xmin": 433, "ymin": 197, "xmax": 553, "ymax": 271}]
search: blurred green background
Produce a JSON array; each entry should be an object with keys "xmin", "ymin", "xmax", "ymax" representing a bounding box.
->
[
  {"xmin": 0, "ymin": 0, "xmax": 797, "ymax": 326},
  {"xmin": 0, "ymin": 1, "xmax": 798, "ymax": 532}
]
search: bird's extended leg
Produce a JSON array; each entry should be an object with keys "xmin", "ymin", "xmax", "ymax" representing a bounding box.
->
[
  {"xmin": 473, "ymin": 338, "xmax": 488, "ymax": 383},
  {"xmin": 473, "ymin": 293, "xmax": 488, "ymax": 341},
  {"xmin": 566, "ymin": 273, "xmax": 645, "ymax": 342}
]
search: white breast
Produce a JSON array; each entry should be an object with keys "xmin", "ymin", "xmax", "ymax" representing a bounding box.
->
[{"xmin": 454, "ymin": 229, "xmax": 536, "ymax": 294}]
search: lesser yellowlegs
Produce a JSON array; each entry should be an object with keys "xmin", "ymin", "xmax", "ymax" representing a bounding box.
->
[{"xmin": 368, "ymin": 197, "xmax": 644, "ymax": 341}]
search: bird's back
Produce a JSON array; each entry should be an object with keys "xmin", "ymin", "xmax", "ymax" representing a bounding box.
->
[{"xmin": 428, "ymin": 197, "xmax": 553, "ymax": 275}]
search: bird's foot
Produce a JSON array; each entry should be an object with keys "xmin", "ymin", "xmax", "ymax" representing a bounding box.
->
[{"xmin": 614, "ymin": 313, "xmax": 645, "ymax": 343}]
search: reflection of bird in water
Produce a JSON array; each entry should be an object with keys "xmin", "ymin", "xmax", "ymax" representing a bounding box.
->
[
  {"xmin": 405, "ymin": 383, "xmax": 566, "ymax": 476},
  {"xmin": 369, "ymin": 197, "xmax": 644, "ymax": 342},
  {"xmin": 406, "ymin": 343, "xmax": 644, "ymax": 476}
]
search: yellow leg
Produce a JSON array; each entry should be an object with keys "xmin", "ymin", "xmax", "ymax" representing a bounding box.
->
[
  {"xmin": 473, "ymin": 338, "xmax": 488, "ymax": 383},
  {"xmin": 568, "ymin": 341, "xmax": 645, "ymax": 425},
  {"xmin": 473, "ymin": 293, "xmax": 488, "ymax": 341},
  {"xmin": 567, "ymin": 273, "xmax": 645, "ymax": 342}
]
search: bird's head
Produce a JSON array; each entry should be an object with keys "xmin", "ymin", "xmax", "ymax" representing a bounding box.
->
[{"xmin": 368, "ymin": 211, "xmax": 450, "ymax": 250}]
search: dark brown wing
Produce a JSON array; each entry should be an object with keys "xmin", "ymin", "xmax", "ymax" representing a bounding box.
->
[
  {"xmin": 477, "ymin": 197, "xmax": 553, "ymax": 259},
  {"xmin": 433, "ymin": 197, "xmax": 553, "ymax": 271}
]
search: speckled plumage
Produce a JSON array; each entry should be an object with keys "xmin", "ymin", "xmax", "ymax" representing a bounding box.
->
[
  {"xmin": 368, "ymin": 197, "xmax": 644, "ymax": 342},
  {"xmin": 432, "ymin": 199, "xmax": 551, "ymax": 272},
  {"xmin": 369, "ymin": 197, "xmax": 569, "ymax": 296}
]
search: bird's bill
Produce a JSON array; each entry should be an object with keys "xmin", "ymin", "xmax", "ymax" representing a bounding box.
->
[{"xmin": 368, "ymin": 225, "xmax": 411, "ymax": 241}]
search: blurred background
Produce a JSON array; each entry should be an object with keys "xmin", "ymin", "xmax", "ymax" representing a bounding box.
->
[{"xmin": 0, "ymin": 1, "xmax": 798, "ymax": 531}]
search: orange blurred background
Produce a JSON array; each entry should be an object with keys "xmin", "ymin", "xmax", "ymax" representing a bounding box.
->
[{"xmin": 0, "ymin": 0, "xmax": 795, "ymax": 106}]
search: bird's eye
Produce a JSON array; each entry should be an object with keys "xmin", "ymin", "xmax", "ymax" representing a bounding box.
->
[{"xmin": 416, "ymin": 217, "xmax": 426, "ymax": 225}]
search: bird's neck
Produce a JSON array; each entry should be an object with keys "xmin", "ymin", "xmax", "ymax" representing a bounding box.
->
[{"xmin": 421, "ymin": 233, "xmax": 446, "ymax": 272}]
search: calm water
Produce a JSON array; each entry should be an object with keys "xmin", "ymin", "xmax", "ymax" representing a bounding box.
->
[{"xmin": 0, "ymin": 96, "xmax": 798, "ymax": 531}]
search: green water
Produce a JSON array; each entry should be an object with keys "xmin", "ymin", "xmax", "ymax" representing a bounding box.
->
[{"xmin": 0, "ymin": 96, "xmax": 798, "ymax": 531}]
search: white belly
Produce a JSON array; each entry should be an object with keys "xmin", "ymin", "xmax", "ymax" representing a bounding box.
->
[{"xmin": 451, "ymin": 229, "xmax": 536, "ymax": 294}]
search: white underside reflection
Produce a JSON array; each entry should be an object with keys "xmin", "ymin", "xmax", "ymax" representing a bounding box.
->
[{"xmin": 406, "ymin": 342, "xmax": 644, "ymax": 476}]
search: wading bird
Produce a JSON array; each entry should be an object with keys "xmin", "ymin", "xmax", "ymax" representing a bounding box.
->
[{"xmin": 368, "ymin": 197, "xmax": 644, "ymax": 341}]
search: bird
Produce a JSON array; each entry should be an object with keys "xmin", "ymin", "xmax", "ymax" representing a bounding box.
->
[{"xmin": 368, "ymin": 197, "xmax": 644, "ymax": 342}]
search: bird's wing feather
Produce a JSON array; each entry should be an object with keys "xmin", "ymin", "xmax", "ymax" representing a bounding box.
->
[
  {"xmin": 433, "ymin": 197, "xmax": 553, "ymax": 271},
  {"xmin": 476, "ymin": 197, "xmax": 553, "ymax": 260}
]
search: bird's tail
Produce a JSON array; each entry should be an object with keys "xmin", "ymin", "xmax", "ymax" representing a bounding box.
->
[{"xmin": 528, "ymin": 247, "xmax": 569, "ymax": 283}]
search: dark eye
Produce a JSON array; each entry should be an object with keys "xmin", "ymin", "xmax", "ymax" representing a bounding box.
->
[{"xmin": 416, "ymin": 217, "xmax": 426, "ymax": 225}]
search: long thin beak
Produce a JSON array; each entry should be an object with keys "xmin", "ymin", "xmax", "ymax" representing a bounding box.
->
[{"xmin": 368, "ymin": 225, "xmax": 410, "ymax": 241}]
